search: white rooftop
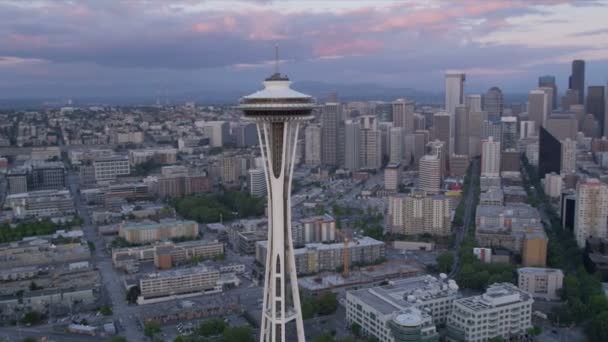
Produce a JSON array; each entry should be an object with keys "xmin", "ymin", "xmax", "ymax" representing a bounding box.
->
[{"xmin": 243, "ymin": 80, "xmax": 312, "ymax": 100}]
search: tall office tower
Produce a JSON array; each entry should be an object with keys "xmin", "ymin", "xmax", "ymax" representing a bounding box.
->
[
  {"xmin": 481, "ymin": 120, "xmax": 502, "ymax": 142},
  {"xmin": 587, "ymin": 86, "xmax": 606, "ymax": 136},
  {"xmin": 520, "ymin": 121, "xmax": 536, "ymax": 139},
  {"xmin": 539, "ymin": 75, "xmax": 558, "ymax": 109},
  {"xmin": 379, "ymin": 122, "xmax": 393, "ymax": 162},
  {"xmin": 432, "ymin": 112, "xmax": 451, "ymax": 154},
  {"xmin": 569, "ymin": 60, "xmax": 585, "ymax": 105},
  {"xmin": 238, "ymin": 67, "xmax": 315, "ymax": 342},
  {"xmin": 560, "ymin": 138, "xmax": 576, "ymax": 175},
  {"xmin": 481, "ymin": 137, "xmax": 501, "ymax": 177},
  {"xmin": 454, "ymin": 105, "xmax": 469, "ymax": 156},
  {"xmin": 427, "ymin": 140, "xmax": 447, "ymax": 178},
  {"xmin": 359, "ymin": 116, "xmax": 382, "ymax": 170},
  {"xmin": 574, "ymin": 178, "xmax": 608, "ymax": 248},
  {"xmin": 467, "ymin": 110, "xmax": 484, "ymax": 157},
  {"xmin": 546, "ymin": 114, "xmax": 578, "ymax": 140},
  {"xmin": 445, "ymin": 71, "xmax": 466, "ymax": 153},
  {"xmin": 392, "ymin": 98, "xmax": 415, "ymax": 133},
  {"xmin": 538, "ymin": 127, "xmax": 562, "ymax": 178},
  {"xmin": 418, "ymin": 154, "xmax": 441, "ymax": 194},
  {"xmin": 321, "ymin": 102, "xmax": 342, "ymax": 167},
  {"xmin": 248, "ymin": 168, "xmax": 267, "ymax": 197},
  {"xmin": 344, "ymin": 120, "xmax": 361, "ymax": 171},
  {"xmin": 540, "ymin": 87, "xmax": 554, "ymax": 120},
  {"xmin": 500, "ymin": 116, "xmax": 518, "ymax": 151},
  {"xmin": 571, "ymin": 103, "xmax": 586, "ymax": 124},
  {"xmin": 582, "ymin": 113, "xmax": 601, "ymax": 138},
  {"xmin": 304, "ymin": 124, "xmax": 321, "ymax": 166},
  {"xmin": 528, "ymin": 89, "xmax": 548, "ymax": 132},
  {"xmin": 389, "ymin": 127, "xmax": 404, "ymax": 165},
  {"xmin": 465, "ymin": 94, "xmax": 482, "ymax": 113},
  {"xmin": 413, "ymin": 113, "xmax": 426, "ymax": 131},
  {"xmin": 561, "ymin": 89, "xmax": 580, "ymax": 111},
  {"xmin": 384, "ymin": 163, "xmax": 401, "ymax": 191},
  {"xmin": 483, "ymin": 86, "xmax": 504, "ymax": 120}
]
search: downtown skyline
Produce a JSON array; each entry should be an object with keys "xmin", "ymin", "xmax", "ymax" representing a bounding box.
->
[{"xmin": 0, "ymin": 0, "xmax": 607, "ymax": 100}]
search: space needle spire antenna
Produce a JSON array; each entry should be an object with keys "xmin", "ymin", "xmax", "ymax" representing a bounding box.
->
[
  {"xmin": 238, "ymin": 50, "xmax": 315, "ymax": 342},
  {"xmin": 274, "ymin": 44, "xmax": 279, "ymax": 75}
]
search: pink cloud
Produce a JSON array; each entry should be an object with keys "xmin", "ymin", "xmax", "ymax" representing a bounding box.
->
[
  {"xmin": 192, "ymin": 16, "xmax": 238, "ymax": 33},
  {"xmin": 8, "ymin": 34, "xmax": 48, "ymax": 48},
  {"xmin": 313, "ymin": 39, "xmax": 382, "ymax": 58}
]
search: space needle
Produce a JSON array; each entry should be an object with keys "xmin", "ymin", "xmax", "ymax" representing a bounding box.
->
[{"xmin": 238, "ymin": 49, "xmax": 315, "ymax": 342}]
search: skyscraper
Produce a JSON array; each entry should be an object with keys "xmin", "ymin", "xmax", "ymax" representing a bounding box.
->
[
  {"xmin": 359, "ymin": 116, "xmax": 382, "ymax": 170},
  {"xmin": 538, "ymin": 127, "xmax": 561, "ymax": 178},
  {"xmin": 481, "ymin": 137, "xmax": 500, "ymax": 177},
  {"xmin": 587, "ymin": 86, "xmax": 606, "ymax": 136},
  {"xmin": 321, "ymin": 102, "xmax": 342, "ymax": 167},
  {"xmin": 483, "ymin": 86, "xmax": 503, "ymax": 120},
  {"xmin": 238, "ymin": 67, "xmax": 315, "ymax": 341},
  {"xmin": 539, "ymin": 75, "xmax": 558, "ymax": 109},
  {"xmin": 445, "ymin": 71, "xmax": 466, "ymax": 153},
  {"xmin": 432, "ymin": 112, "xmax": 451, "ymax": 154},
  {"xmin": 304, "ymin": 124, "xmax": 321, "ymax": 166},
  {"xmin": 561, "ymin": 89, "xmax": 579, "ymax": 111},
  {"xmin": 389, "ymin": 127, "xmax": 404, "ymax": 165},
  {"xmin": 465, "ymin": 94, "xmax": 482, "ymax": 113},
  {"xmin": 569, "ymin": 60, "xmax": 585, "ymax": 105},
  {"xmin": 454, "ymin": 105, "xmax": 469, "ymax": 156},
  {"xmin": 344, "ymin": 119, "xmax": 361, "ymax": 171},
  {"xmin": 392, "ymin": 98, "xmax": 415, "ymax": 133},
  {"xmin": 528, "ymin": 89, "xmax": 548, "ymax": 132},
  {"xmin": 574, "ymin": 178, "xmax": 608, "ymax": 248},
  {"xmin": 427, "ymin": 140, "xmax": 447, "ymax": 178},
  {"xmin": 500, "ymin": 116, "xmax": 518, "ymax": 151}
]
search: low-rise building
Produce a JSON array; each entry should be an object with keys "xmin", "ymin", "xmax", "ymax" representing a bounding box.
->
[
  {"xmin": 346, "ymin": 275, "xmax": 460, "ymax": 342},
  {"xmin": 517, "ymin": 267, "xmax": 564, "ymax": 301},
  {"xmin": 118, "ymin": 219, "xmax": 199, "ymax": 244},
  {"xmin": 257, "ymin": 237, "xmax": 385, "ymax": 275},
  {"xmin": 93, "ymin": 155, "xmax": 130, "ymax": 181},
  {"xmin": 447, "ymin": 283, "xmax": 533, "ymax": 342},
  {"xmin": 138, "ymin": 266, "xmax": 222, "ymax": 304},
  {"xmin": 5, "ymin": 190, "xmax": 75, "ymax": 218}
]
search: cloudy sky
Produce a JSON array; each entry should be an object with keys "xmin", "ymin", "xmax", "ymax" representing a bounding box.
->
[{"xmin": 0, "ymin": 0, "xmax": 607, "ymax": 100}]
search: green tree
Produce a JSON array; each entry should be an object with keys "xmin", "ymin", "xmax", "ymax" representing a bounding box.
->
[
  {"xmin": 144, "ymin": 321, "xmax": 162, "ymax": 338},
  {"xmin": 350, "ymin": 323, "xmax": 362, "ymax": 337},
  {"xmin": 21, "ymin": 338, "xmax": 37, "ymax": 342},
  {"xmin": 126, "ymin": 286, "xmax": 141, "ymax": 304},
  {"xmin": 100, "ymin": 305, "xmax": 113, "ymax": 316},
  {"xmin": 301, "ymin": 297, "xmax": 317, "ymax": 319},
  {"xmin": 313, "ymin": 332, "xmax": 335, "ymax": 342},
  {"xmin": 223, "ymin": 326, "xmax": 254, "ymax": 342},
  {"xmin": 110, "ymin": 337, "xmax": 128, "ymax": 342},
  {"xmin": 436, "ymin": 252, "xmax": 454, "ymax": 273},
  {"xmin": 20, "ymin": 311, "xmax": 44, "ymax": 325},
  {"xmin": 317, "ymin": 292, "xmax": 338, "ymax": 316},
  {"xmin": 527, "ymin": 326, "xmax": 542, "ymax": 337},
  {"xmin": 196, "ymin": 318, "xmax": 227, "ymax": 337},
  {"xmin": 586, "ymin": 310, "xmax": 608, "ymax": 342}
]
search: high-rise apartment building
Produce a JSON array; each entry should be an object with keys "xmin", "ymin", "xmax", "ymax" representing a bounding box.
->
[
  {"xmin": 483, "ymin": 86, "xmax": 503, "ymax": 120},
  {"xmin": 392, "ymin": 99, "xmax": 415, "ymax": 133},
  {"xmin": 539, "ymin": 75, "xmax": 558, "ymax": 109},
  {"xmin": 570, "ymin": 59, "xmax": 585, "ymax": 105},
  {"xmin": 574, "ymin": 178, "xmax": 608, "ymax": 248},
  {"xmin": 388, "ymin": 191, "xmax": 452, "ymax": 236},
  {"xmin": 418, "ymin": 154, "xmax": 441, "ymax": 194},
  {"xmin": 587, "ymin": 86, "xmax": 606, "ymax": 136},
  {"xmin": 359, "ymin": 116, "xmax": 382, "ymax": 170},
  {"xmin": 248, "ymin": 168, "xmax": 267, "ymax": 197},
  {"xmin": 384, "ymin": 163, "xmax": 401, "ymax": 191},
  {"xmin": 538, "ymin": 127, "xmax": 561, "ymax": 178},
  {"xmin": 454, "ymin": 105, "xmax": 469, "ymax": 156},
  {"xmin": 560, "ymin": 138, "xmax": 576, "ymax": 175},
  {"xmin": 427, "ymin": 140, "xmax": 447, "ymax": 178},
  {"xmin": 304, "ymin": 124, "xmax": 322, "ymax": 166},
  {"xmin": 344, "ymin": 119, "xmax": 361, "ymax": 171},
  {"xmin": 520, "ymin": 121, "xmax": 536, "ymax": 139},
  {"xmin": 481, "ymin": 137, "xmax": 501, "ymax": 177}
]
